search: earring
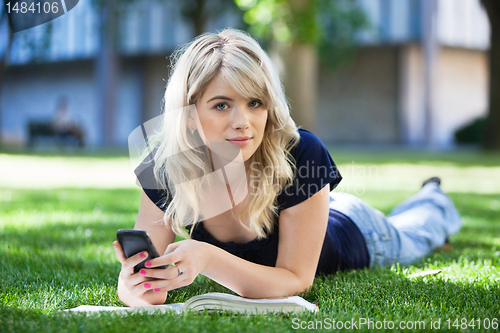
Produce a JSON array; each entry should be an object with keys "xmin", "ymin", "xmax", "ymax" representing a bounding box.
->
[{"xmin": 191, "ymin": 128, "xmax": 196, "ymax": 135}]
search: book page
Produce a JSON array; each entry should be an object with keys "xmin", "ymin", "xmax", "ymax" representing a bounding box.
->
[
  {"xmin": 184, "ymin": 293, "xmax": 318, "ymax": 313},
  {"xmin": 63, "ymin": 303, "xmax": 184, "ymax": 315}
]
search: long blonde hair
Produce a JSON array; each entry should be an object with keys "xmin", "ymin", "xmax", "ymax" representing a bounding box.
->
[{"xmin": 149, "ymin": 28, "xmax": 300, "ymax": 239}]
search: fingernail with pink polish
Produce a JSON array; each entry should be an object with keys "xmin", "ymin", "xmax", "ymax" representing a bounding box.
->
[
  {"xmin": 145, "ymin": 261, "xmax": 152, "ymax": 267},
  {"xmin": 140, "ymin": 252, "xmax": 147, "ymax": 258},
  {"xmin": 139, "ymin": 269, "xmax": 146, "ymax": 276},
  {"xmin": 154, "ymin": 288, "xmax": 160, "ymax": 292},
  {"xmin": 144, "ymin": 283, "xmax": 151, "ymax": 289}
]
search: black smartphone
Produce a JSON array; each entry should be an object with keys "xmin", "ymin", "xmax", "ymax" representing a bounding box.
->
[{"xmin": 116, "ymin": 229, "xmax": 166, "ymax": 273}]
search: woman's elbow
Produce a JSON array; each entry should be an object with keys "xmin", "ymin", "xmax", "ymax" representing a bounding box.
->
[
  {"xmin": 298, "ymin": 278, "xmax": 314, "ymax": 295},
  {"xmin": 284, "ymin": 271, "xmax": 315, "ymax": 297},
  {"xmin": 283, "ymin": 274, "xmax": 315, "ymax": 298}
]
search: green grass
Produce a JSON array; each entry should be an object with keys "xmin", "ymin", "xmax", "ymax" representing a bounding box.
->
[{"xmin": 1, "ymin": 149, "xmax": 500, "ymax": 332}]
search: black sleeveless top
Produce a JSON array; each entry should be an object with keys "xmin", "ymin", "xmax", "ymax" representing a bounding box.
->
[{"xmin": 137, "ymin": 129, "xmax": 369, "ymax": 275}]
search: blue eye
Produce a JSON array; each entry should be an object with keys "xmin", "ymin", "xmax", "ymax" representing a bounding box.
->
[
  {"xmin": 214, "ymin": 102, "xmax": 228, "ymax": 110},
  {"xmin": 249, "ymin": 100, "xmax": 262, "ymax": 108}
]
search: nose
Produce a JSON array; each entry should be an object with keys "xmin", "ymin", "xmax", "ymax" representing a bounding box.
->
[{"xmin": 231, "ymin": 105, "xmax": 250, "ymax": 130}]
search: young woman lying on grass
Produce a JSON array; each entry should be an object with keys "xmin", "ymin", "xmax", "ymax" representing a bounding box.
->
[{"xmin": 112, "ymin": 28, "xmax": 462, "ymax": 307}]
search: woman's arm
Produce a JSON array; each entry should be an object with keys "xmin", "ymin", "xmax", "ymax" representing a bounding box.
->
[
  {"xmin": 203, "ymin": 183, "xmax": 331, "ymax": 298},
  {"xmin": 115, "ymin": 190, "xmax": 176, "ymax": 306},
  {"xmin": 143, "ymin": 184, "xmax": 331, "ymax": 298}
]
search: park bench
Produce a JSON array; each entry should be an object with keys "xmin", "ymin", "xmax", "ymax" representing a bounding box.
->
[{"xmin": 27, "ymin": 120, "xmax": 85, "ymax": 149}]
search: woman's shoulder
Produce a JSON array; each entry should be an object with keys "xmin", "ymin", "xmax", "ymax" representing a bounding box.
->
[
  {"xmin": 297, "ymin": 127, "xmax": 319, "ymax": 139},
  {"xmin": 134, "ymin": 148, "xmax": 171, "ymax": 211},
  {"xmin": 295, "ymin": 128, "xmax": 328, "ymax": 147},
  {"xmin": 290, "ymin": 128, "xmax": 332, "ymax": 160},
  {"xmin": 277, "ymin": 128, "xmax": 341, "ymax": 211}
]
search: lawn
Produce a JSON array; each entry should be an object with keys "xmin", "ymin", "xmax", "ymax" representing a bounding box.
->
[{"xmin": 1, "ymin": 148, "xmax": 499, "ymax": 332}]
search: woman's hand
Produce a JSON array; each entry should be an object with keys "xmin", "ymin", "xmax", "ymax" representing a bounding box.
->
[
  {"xmin": 113, "ymin": 241, "xmax": 169, "ymax": 307},
  {"xmin": 134, "ymin": 239, "xmax": 209, "ymax": 292}
]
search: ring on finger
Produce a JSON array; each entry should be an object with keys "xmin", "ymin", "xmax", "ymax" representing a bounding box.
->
[{"xmin": 172, "ymin": 263, "xmax": 183, "ymax": 276}]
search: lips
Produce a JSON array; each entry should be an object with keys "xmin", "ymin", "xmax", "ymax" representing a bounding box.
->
[
  {"xmin": 227, "ymin": 136, "xmax": 252, "ymax": 141},
  {"xmin": 227, "ymin": 137, "xmax": 252, "ymax": 146}
]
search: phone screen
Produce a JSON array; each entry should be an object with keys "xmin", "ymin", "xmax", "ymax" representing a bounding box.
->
[{"xmin": 117, "ymin": 229, "xmax": 165, "ymax": 272}]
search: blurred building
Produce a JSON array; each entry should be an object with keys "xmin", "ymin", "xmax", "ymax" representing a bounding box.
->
[
  {"xmin": 318, "ymin": 0, "xmax": 490, "ymax": 147},
  {"xmin": 0, "ymin": 1, "xmax": 240, "ymax": 147},
  {"xmin": 0, "ymin": 0, "xmax": 490, "ymax": 148}
]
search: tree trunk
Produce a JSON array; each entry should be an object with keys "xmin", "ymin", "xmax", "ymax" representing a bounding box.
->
[
  {"xmin": 0, "ymin": 11, "xmax": 13, "ymax": 146},
  {"xmin": 280, "ymin": 42, "xmax": 318, "ymax": 132},
  {"xmin": 193, "ymin": 0, "xmax": 207, "ymax": 36},
  {"xmin": 95, "ymin": 0, "xmax": 119, "ymax": 147},
  {"xmin": 482, "ymin": 0, "xmax": 500, "ymax": 150},
  {"xmin": 273, "ymin": 0, "xmax": 318, "ymax": 132}
]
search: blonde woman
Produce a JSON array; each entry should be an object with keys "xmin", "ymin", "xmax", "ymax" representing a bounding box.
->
[{"xmin": 113, "ymin": 28, "xmax": 461, "ymax": 307}]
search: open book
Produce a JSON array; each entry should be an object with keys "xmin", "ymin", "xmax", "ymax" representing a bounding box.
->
[{"xmin": 64, "ymin": 292, "xmax": 318, "ymax": 315}]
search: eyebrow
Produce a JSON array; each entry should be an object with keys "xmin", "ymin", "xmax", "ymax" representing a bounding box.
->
[{"xmin": 207, "ymin": 95, "xmax": 234, "ymax": 103}]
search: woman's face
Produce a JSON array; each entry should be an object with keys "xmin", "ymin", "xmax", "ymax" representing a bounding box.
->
[{"xmin": 193, "ymin": 75, "xmax": 268, "ymax": 166}]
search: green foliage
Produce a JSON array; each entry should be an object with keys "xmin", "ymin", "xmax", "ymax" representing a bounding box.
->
[
  {"xmin": 454, "ymin": 117, "xmax": 486, "ymax": 144},
  {"xmin": 316, "ymin": 0, "xmax": 368, "ymax": 69},
  {"xmin": 6, "ymin": 22, "xmax": 53, "ymax": 64},
  {"xmin": 1, "ymin": 151, "xmax": 500, "ymax": 332},
  {"xmin": 235, "ymin": 0, "xmax": 368, "ymax": 69},
  {"xmin": 178, "ymin": 0, "xmax": 242, "ymax": 31}
]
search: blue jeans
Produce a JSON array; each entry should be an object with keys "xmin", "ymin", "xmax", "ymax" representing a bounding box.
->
[{"xmin": 328, "ymin": 183, "xmax": 462, "ymax": 267}]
